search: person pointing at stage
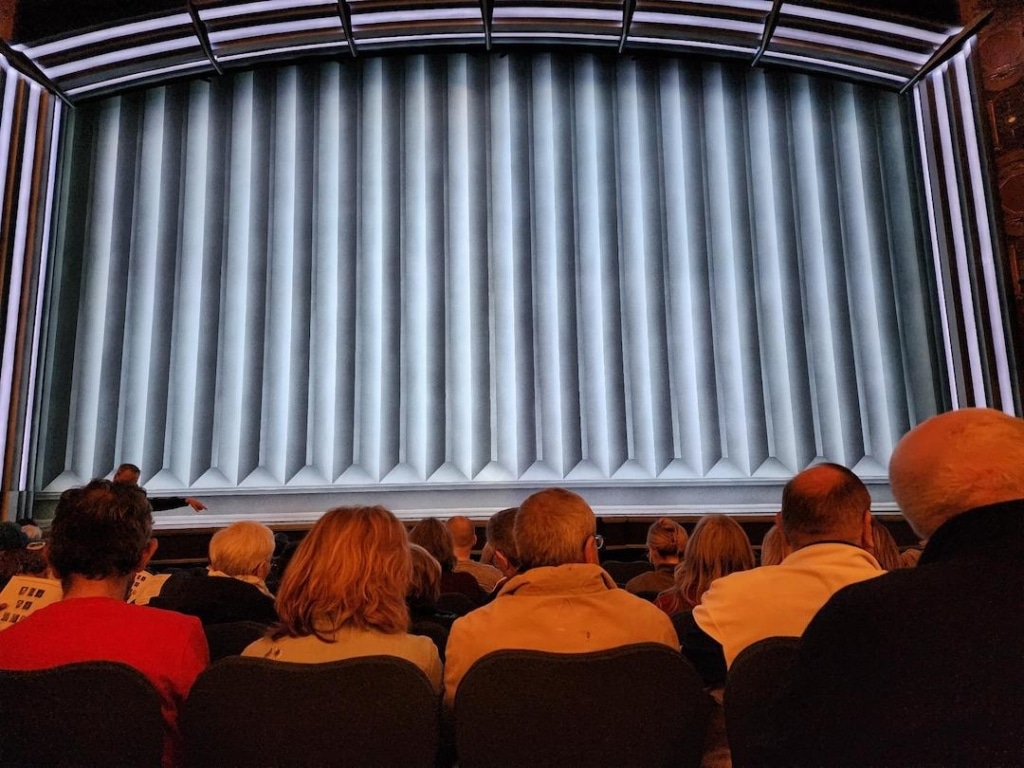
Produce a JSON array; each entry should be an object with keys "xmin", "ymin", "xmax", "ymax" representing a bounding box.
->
[{"xmin": 113, "ymin": 463, "xmax": 207, "ymax": 512}]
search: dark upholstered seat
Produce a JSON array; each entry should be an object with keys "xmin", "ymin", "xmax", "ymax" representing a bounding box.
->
[
  {"xmin": 723, "ymin": 636, "xmax": 801, "ymax": 768},
  {"xmin": 181, "ymin": 655, "xmax": 440, "ymax": 768},
  {"xmin": 0, "ymin": 661, "xmax": 164, "ymax": 767},
  {"xmin": 454, "ymin": 642, "xmax": 711, "ymax": 768},
  {"xmin": 202, "ymin": 620, "xmax": 269, "ymax": 661}
]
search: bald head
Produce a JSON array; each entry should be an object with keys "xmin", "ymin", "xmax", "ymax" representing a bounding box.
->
[
  {"xmin": 447, "ymin": 516, "xmax": 477, "ymax": 558},
  {"xmin": 890, "ymin": 408, "xmax": 1024, "ymax": 539},
  {"xmin": 781, "ymin": 463, "xmax": 872, "ymax": 550}
]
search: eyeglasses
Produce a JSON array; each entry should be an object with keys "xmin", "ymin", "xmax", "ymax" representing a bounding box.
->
[{"xmin": 594, "ymin": 534, "xmax": 604, "ymax": 550}]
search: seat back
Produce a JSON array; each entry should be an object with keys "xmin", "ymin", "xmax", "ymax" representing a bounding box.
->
[
  {"xmin": 0, "ymin": 661, "xmax": 164, "ymax": 768},
  {"xmin": 454, "ymin": 643, "xmax": 711, "ymax": 768},
  {"xmin": 600, "ymin": 560, "xmax": 653, "ymax": 586},
  {"xmin": 181, "ymin": 655, "xmax": 440, "ymax": 768},
  {"xmin": 202, "ymin": 620, "xmax": 269, "ymax": 661},
  {"xmin": 723, "ymin": 636, "xmax": 801, "ymax": 768}
]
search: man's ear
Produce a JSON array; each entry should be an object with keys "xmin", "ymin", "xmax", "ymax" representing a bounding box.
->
[
  {"xmin": 137, "ymin": 538, "xmax": 159, "ymax": 572},
  {"xmin": 583, "ymin": 535, "xmax": 601, "ymax": 565},
  {"xmin": 861, "ymin": 510, "xmax": 875, "ymax": 553}
]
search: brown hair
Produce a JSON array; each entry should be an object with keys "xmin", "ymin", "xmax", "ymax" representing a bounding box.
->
[
  {"xmin": 870, "ymin": 519, "xmax": 901, "ymax": 571},
  {"xmin": 675, "ymin": 514, "xmax": 754, "ymax": 605},
  {"xmin": 408, "ymin": 518, "xmax": 457, "ymax": 571},
  {"xmin": 272, "ymin": 506, "xmax": 411, "ymax": 640},
  {"xmin": 408, "ymin": 543, "xmax": 442, "ymax": 605}
]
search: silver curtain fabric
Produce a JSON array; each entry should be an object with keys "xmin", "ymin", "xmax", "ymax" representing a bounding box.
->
[{"xmin": 37, "ymin": 52, "xmax": 946, "ymax": 501}]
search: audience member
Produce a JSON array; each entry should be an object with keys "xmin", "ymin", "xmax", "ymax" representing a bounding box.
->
[
  {"xmin": 682, "ymin": 463, "xmax": 883, "ymax": 685},
  {"xmin": 624, "ymin": 518, "xmax": 688, "ymax": 595},
  {"xmin": 655, "ymin": 514, "xmax": 753, "ymax": 616},
  {"xmin": 409, "ymin": 518, "xmax": 487, "ymax": 604},
  {"xmin": 407, "ymin": 543, "xmax": 457, "ymax": 660},
  {"xmin": 443, "ymin": 488, "xmax": 679, "ymax": 707},
  {"xmin": 446, "ymin": 515, "xmax": 503, "ymax": 593},
  {"xmin": 758, "ymin": 523, "xmax": 788, "ymax": 566},
  {"xmin": 869, "ymin": 518, "xmax": 903, "ymax": 571},
  {"xmin": 149, "ymin": 521, "xmax": 277, "ymax": 625},
  {"xmin": 770, "ymin": 408, "xmax": 1024, "ymax": 766},
  {"xmin": 0, "ymin": 480, "xmax": 208, "ymax": 768},
  {"xmin": 243, "ymin": 506, "xmax": 441, "ymax": 691},
  {"xmin": 113, "ymin": 462, "xmax": 207, "ymax": 512},
  {"xmin": 479, "ymin": 506, "xmax": 520, "ymax": 594},
  {"xmin": 18, "ymin": 518, "xmax": 43, "ymax": 543},
  {"xmin": 0, "ymin": 522, "xmax": 48, "ymax": 589}
]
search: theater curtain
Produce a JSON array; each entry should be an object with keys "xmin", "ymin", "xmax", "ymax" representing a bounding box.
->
[
  {"xmin": 36, "ymin": 52, "xmax": 946, "ymax": 500},
  {"xmin": 0, "ymin": 57, "xmax": 63, "ymax": 515}
]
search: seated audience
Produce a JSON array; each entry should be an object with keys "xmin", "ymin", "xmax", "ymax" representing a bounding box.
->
[
  {"xmin": 624, "ymin": 518, "xmax": 688, "ymax": 595},
  {"xmin": 407, "ymin": 543, "xmax": 457, "ymax": 660},
  {"xmin": 447, "ymin": 515, "xmax": 503, "ymax": 593},
  {"xmin": 243, "ymin": 506, "xmax": 442, "ymax": 691},
  {"xmin": 758, "ymin": 522, "xmax": 788, "ymax": 565},
  {"xmin": 18, "ymin": 518, "xmax": 43, "ymax": 543},
  {"xmin": 0, "ymin": 522, "xmax": 49, "ymax": 589},
  {"xmin": 770, "ymin": 408, "xmax": 1024, "ymax": 766},
  {"xmin": 682, "ymin": 463, "xmax": 883, "ymax": 685},
  {"xmin": 409, "ymin": 518, "xmax": 487, "ymax": 604},
  {"xmin": 443, "ymin": 488, "xmax": 679, "ymax": 707},
  {"xmin": 149, "ymin": 521, "xmax": 278, "ymax": 625},
  {"xmin": 869, "ymin": 518, "xmax": 903, "ymax": 571},
  {"xmin": 0, "ymin": 480, "xmax": 209, "ymax": 768},
  {"xmin": 479, "ymin": 506, "xmax": 520, "ymax": 594},
  {"xmin": 655, "ymin": 514, "xmax": 753, "ymax": 616}
]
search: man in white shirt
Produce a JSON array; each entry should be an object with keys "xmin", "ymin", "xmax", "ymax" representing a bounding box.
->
[{"xmin": 682, "ymin": 463, "xmax": 884, "ymax": 685}]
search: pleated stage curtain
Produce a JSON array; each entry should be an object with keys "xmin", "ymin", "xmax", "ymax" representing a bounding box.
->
[{"xmin": 37, "ymin": 52, "xmax": 947, "ymax": 505}]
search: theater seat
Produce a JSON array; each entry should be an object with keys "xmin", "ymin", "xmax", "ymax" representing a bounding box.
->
[
  {"xmin": 181, "ymin": 655, "xmax": 440, "ymax": 768},
  {"xmin": 202, "ymin": 620, "xmax": 269, "ymax": 661},
  {"xmin": 723, "ymin": 636, "xmax": 801, "ymax": 768},
  {"xmin": 0, "ymin": 661, "xmax": 164, "ymax": 767},
  {"xmin": 454, "ymin": 643, "xmax": 711, "ymax": 768}
]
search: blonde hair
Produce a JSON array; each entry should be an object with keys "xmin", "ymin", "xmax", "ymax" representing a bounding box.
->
[
  {"xmin": 273, "ymin": 506, "xmax": 411, "ymax": 640},
  {"xmin": 870, "ymin": 519, "xmax": 901, "ymax": 571},
  {"xmin": 408, "ymin": 543, "xmax": 442, "ymax": 604},
  {"xmin": 646, "ymin": 518, "xmax": 688, "ymax": 561},
  {"xmin": 515, "ymin": 488, "xmax": 596, "ymax": 569},
  {"xmin": 208, "ymin": 521, "xmax": 275, "ymax": 577},
  {"xmin": 675, "ymin": 514, "xmax": 754, "ymax": 605},
  {"xmin": 759, "ymin": 524, "xmax": 789, "ymax": 566}
]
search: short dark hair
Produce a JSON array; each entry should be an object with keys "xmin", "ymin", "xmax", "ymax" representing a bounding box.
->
[
  {"xmin": 49, "ymin": 479, "xmax": 153, "ymax": 588},
  {"xmin": 486, "ymin": 507, "xmax": 519, "ymax": 567},
  {"xmin": 781, "ymin": 463, "xmax": 870, "ymax": 546}
]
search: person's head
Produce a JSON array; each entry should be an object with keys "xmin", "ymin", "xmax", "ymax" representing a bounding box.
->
[
  {"xmin": 870, "ymin": 519, "xmax": 902, "ymax": 571},
  {"xmin": 646, "ymin": 518, "xmax": 688, "ymax": 566},
  {"xmin": 49, "ymin": 479, "xmax": 156, "ymax": 591},
  {"xmin": 889, "ymin": 408, "xmax": 1024, "ymax": 539},
  {"xmin": 0, "ymin": 547, "xmax": 48, "ymax": 590},
  {"xmin": 675, "ymin": 514, "xmax": 754, "ymax": 605},
  {"xmin": 208, "ymin": 521, "xmax": 275, "ymax": 580},
  {"xmin": 273, "ymin": 506, "xmax": 410, "ymax": 640},
  {"xmin": 446, "ymin": 516, "xmax": 478, "ymax": 557},
  {"xmin": 408, "ymin": 543, "xmax": 442, "ymax": 607},
  {"xmin": 779, "ymin": 463, "xmax": 873, "ymax": 551},
  {"xmin": 484, "ymin": 507, "xmax": 520, "ymax": 578},
  {"xmin": 408, "ymin": 518, "xmax": 457, "ymax": 571},
  {"xmin": 759, "ymin": 523, "xmax": 789, "ymax": 566},
  {"xmin": 515, "ymin": 488, "xmax": 598, "ymax": 570},
  {"xmin": 112, "ymin": 463, "xmax": 142, "ymax": 485},
  {"xmin": 0, "ymin": 521, "xmax": 28, "ymax": 552}
]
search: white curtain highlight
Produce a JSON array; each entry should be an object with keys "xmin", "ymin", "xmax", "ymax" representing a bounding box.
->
[{"xmin": 37, "ymin": 52, "xmax": 946, "ymax": 504}]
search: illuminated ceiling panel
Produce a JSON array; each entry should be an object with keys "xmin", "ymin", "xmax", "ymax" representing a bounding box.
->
[{"xmin": 0, "ymin": 1, "xmax": 970, "ymax": 103}]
